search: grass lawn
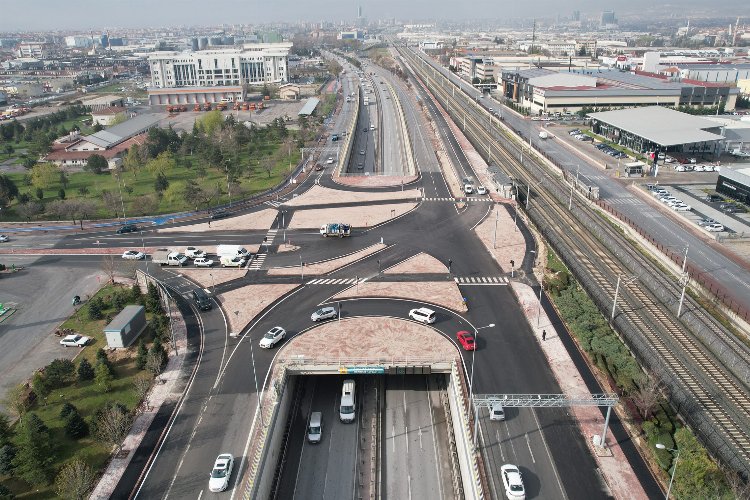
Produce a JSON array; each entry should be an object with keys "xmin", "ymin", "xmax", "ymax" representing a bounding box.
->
[{"xmin": 0, "ymin": 283, "xmax": 154, "ymax": 498}]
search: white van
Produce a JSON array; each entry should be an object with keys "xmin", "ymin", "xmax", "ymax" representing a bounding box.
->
[
  {"xmin": 307, "ymin": 411, "xmax": 322, "ymax": 443},
  {"xmin": 216, "ymin": 245, "xmax": 249, "ymax": 259},
  {"xmin": 340, "ymin": 379, "xmax": 356, "ymax": 423},
  {"xmin": 409, "ymin": 307, "xmax": 436, "ymax": 324}
]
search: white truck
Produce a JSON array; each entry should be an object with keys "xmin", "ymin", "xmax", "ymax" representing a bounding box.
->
[
  {"xmin": 216, "ymin": 245, "xmax": 250, "ymax": 259},
  {"xmin": 539, "ymin": 131, "xmax": 549, "ymax": 139},
  {"xmin": 152, "ymin": 249, "xmax": 189, "ymax": 267},
  {"xmin": 320, "ymin": 223, "xmax": 351, "ymax": 238}
]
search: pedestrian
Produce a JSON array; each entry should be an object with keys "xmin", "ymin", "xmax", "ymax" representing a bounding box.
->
[
  {"xmin": 208, "ymin": 220, "xmax": 211, "ymax": 227},
  {"xmin": 542, "ymin": 330, "xmax": 547, "ymax": 341}
]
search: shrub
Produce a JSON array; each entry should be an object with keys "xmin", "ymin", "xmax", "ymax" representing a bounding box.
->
[
  {"xmin": 59, "ymin": 402, "xmax": 77, "ymax": 420},
  {"xmin": 44, "ymin": 359, "xmax": 75, "ymax": 388},
  {"xmin": 135, "ymin": 340, "xmax": 148, "ymax": 370},
  {"xmin": 64, "ymin": 411, "xmax": 89, "ymax": 439},
  {"xmin": 77, "ymin": 358, "xmax": 94, "ymax": 381},
  {"xmin": 87, "ymin": 297, "xmax": 104, "ymax": 320},
  {"xmin": 94, "ymin": 362, "xmax": 113, "ymax": 392}
]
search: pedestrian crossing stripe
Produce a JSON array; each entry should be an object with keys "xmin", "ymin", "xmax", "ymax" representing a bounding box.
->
[
  {"xmin": 265, "ymin": 200, "xmax": 281, "ymax": 208},
  {"xmin": 455, "ymin": 276, "xmax": 509, "ymax": 285},
  {"xmin": 248, "ymin": 253, "xmax": 267, "ymax": 270},
  {"xmin": 421, "ymin": 197, "xmax": 493, "ymax": 202},
  {"xmin": 307, "ymin": 278, "xmax": 362, "ymax": 285}
]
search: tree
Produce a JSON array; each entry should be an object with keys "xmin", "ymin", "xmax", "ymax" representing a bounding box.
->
[
  {"xmin": 630, "ymin": 377, "xmax": 662, "ymax": 420},
  {"xmin": 197, "ymin": 110, "xmax": 224, "ymax": 137},
  {"xmin": 133, "ymin": 374, "xmax": 152, "ymax": 410},
  {"xmin": 145, "ymin": 282, "xmax": 162, "ymax": 313},
  {"xmin": 77, "ymin": 358, "xmax": 94, "ymax": 381},
  {"xmin": 85, "ymin": 154, "xmax": 108, "ymax": 174},
  {"xmin": 43, "ymin": 358, "xmax": 75, "ymax": 388},
  {"xmin": 94, "ymin": 403, "xmax": 130, "ymax": 453},
  {"xmin": 92, "ymin": 122, "xmax": 104, "ymax": 133},
  {"xmin": 95, "ymin": 348, "xmax": 111, "ymax": 370},
  {"xmin": 32, "ymin": 372, "xmax": 50, "ymax": 398},
  {"xmin": 55, "ymin": 458, "xmax": 95, "ymax": 500},
  {"xmin": 94, "ymin": 361, "xmax": 114, "ymax": 392},
  {"xmin": 0, "ymin": 174, "xmax": 19, "ymax": 207},
  {"xmin": 0, "ymin": 414, "xmax": 11, "ymax": 447},
  {"xmin": 0, "ymin": 483, "xmax": 14, "ymax": 499},
  {"xmin": 130, "ymin": 282, "xmax": 142, "ymax": 302},
  {"xmin": 110, "ymin": 112, "xmax": 128, "ymax": 126},
  {"xmin": 146, "ymin": 349, "xmax": 166, "ymax": 382},
  {"xmin": 3, "ymin": 383, "xmax": 31, "ymax": 418},
  {"xmin": 35, "ymin": 187, "xmax": 44, "ymax": 200},
  {"xmin": 154, "ymin": 172, "xmax": 169, "ymax": 193},
  {"xmin": 59, "ymin": 402, "xmax": 78, "ymax": 420},
  {"xmin": 30, "ymin": 163, "xmax": 60, "ymax": 190},
  {"xmin": 124, "ymin": 145, "xmax": 142, "ymax": 174},
  {"xmin": 146, "ymin": 150, "xmax": 176, "ymax": 177},
  {"xmin": 12, "ymin": 413, "xmax": 55, "ymax": 486},
  {"xmin": 0, "ymin": 444, "xmax": 16, "ymax": 478},
  {"xmin": 101, "ymin": 190, "xmax": 119, "ymax": 217},
  {"xmin": 135, "ymin": 340, "xmax": 148, "ymax": 370},
  {"xmin": 64, "ymin": 410, "xmax": 89, "ymax": 439},
  {"xmin": 87, "ymin": 296, "xmax": 104, "ymax": 320},
  {"xmin": 672, "ymin": 427, "xmax": 728, "ymax": 499},
  {"xmin": 101, "ymin": 254, "xmax": 119, "ymax": 284},
  {"xmin": 3, "ymin": 144, "xmax": 14, "ymax": 157}
]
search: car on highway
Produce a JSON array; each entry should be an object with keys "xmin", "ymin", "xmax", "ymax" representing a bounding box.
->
[
  {"xmin": 500, "ymin": 464, "xmax": 526, "ymax": 499},
  {"xmin": 208, "ymin": 453, "xmax": 234, "ymax": 492},
  {"xmin": 489, "ymin": 402, "xmax": 506, "ymax": 421},
  {"xmin": 409, "ymin": 307, "xmax": 436, "ymax": 324},
  {"xmin": 706, "ymin": 223, "xmax": 725, "ymax": 232},
  {"xmin": 260, "ymin": 326, "xmax": 286, "ymax": 348},
  {"xmin": 185, "ymin": 247, "xmax": 206, "ymax": 259},
  {"xmin": 121, "ymin": 250, "xmax": 145, "ymax": 260},
  {"xmin": 311, "ymin": 306, "xmax": 337, "ymax": 322},
  {"xmin": 464, "ymin": 184, "xmax": 474, "ymax": 194},
  {"xmin": 326, "ymin": 156, "xmax": 334, "ymax": 164},
  {"xmin": 210, "ymin": 209, "xmax": 229, "ymax": 220},
  {"xmin": 477, "ymin": 186, "xmax": 487, "ymax": 195},
  {"xmin": 457, "ymin": 331, "xmax": 476, "ymax": 350},
  {"xmin": 194, "ymin": 257, "xmax": 215, "ymax": 267},
  {"xmin": 0, "ymin": 234, "xmax": 9, "ymax": 243},
  {"xmin": 116, "ymin": 224, "xmax": 138, "ymax": 234},
  {"xmin": 315, "ymin": 164, "xmax": 324, "ymax": 171},
  {"xmin": 60, "ymin": 334, "xmax": 91, "ymax": 348},
  {"xmin": 357, "ymin": 161, "xmax": 364, "ymax": 169}
]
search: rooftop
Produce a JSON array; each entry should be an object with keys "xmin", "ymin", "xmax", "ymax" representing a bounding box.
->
[
  {"xmin": 84, "ymin": 113, "xmax": 161, "ymax": 149},
  {"xmin": 298, "ymin": 97, "xmax": 320, "ymax": 116},
  {"xmin": 588, "ymin": 106, "xmax": 724, "ymax": 146},
  {"xmin": 81, "ymin": 94, "xmax": 124, "ymax": 106}
]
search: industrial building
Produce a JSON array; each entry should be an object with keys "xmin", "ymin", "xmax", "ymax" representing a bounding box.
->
[
  {"xmin": 501, "ymin": 68, "xmax": 739, "ymax": 114},
  {"xmin": 716, "ymin": 167, "xmax": 750, "ymax": 204},
  {"xmin": 82, "ymin": 94, "xmax": 125, "ymax": 111},
  {"xmin": 587, "ymin": 106, "xmax": 724, "ymax": 157}
]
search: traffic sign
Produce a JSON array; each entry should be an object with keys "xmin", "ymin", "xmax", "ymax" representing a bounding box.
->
[{"xmin": 338, "ymin": 366, "xmax": 385, "ymax": 374}]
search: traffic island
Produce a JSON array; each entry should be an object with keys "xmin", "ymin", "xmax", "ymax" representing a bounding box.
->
[
  {"xmin": 283, "ymin": 185, "xmax": 421, "ymax": 206},
  {"xmin": 157, "ymin": 208, "xmax": 279, "ymax": 233},
  {"xmin": 216, "ymin": 284, "xmax": 299, "ymax": 336},
  {"xmin": 267, "ymin": 243, "xmax": 387, "ymax": 276},
  {"xmin": 382, "ymin": 251, "xmax": 448, "ymax": 274},
  {"xmin": 332, "ymin": 280, "xmax": 468, "ymax": 314},
  {"xmin": 287, "ymin": 202, "xmax": 418, "ymax": 230}
]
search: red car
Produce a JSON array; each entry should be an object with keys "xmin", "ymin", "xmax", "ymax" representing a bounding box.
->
[{"xmin": 457, "ymin": 331, "xmax": 476, "ymax": 351}]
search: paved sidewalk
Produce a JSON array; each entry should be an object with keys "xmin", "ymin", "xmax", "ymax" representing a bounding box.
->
[
  {"xmin": 90, "ymin": 291, "xmax": 189, "ymax": 499},
  {"xmin": 511, "ymin": 281, "xmax": 648, "ymax": 500}
]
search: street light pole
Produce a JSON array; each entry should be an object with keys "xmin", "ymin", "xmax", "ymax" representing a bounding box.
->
[
  {"xmin": 250, "ymin": 340, "xmax": 264, "ymax": 427},
  {"xmin": 655, "ymin": 444, "xmax": 680, "ymax": 499},
  {"xmin": 611, "ymin": 275, "xmax": 637, "ymax": 321}
]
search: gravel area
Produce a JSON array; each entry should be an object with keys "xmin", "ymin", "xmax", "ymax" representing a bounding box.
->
[
  {"xmin": 383, "ymin": 252, "xmax": 448, "ymax": 274},
  {"xmin": 474, "ymin": 204, "xmax": 526, "ymax": 272},
  {"xmin": 267, "ymin": 243, "xmax": 386, "ymax": 276},
  {"xmin": 283, "ymin": 185, "xmax": 420, "ymax": 207},
  {"xmin": 288, "ymin": 202, "xmax": 417, "ymax": 229},
  {"xmin": 158, "ymin": 209, "xmax": 278, "ymax": 233},
  {"xmin": 332, "ymin": 280, "xmax": 468, "ymax": 313},
  {"xmin": 279, "ymin": 316, "xmax": 458, "ymax": 361},
  {"xmin": 218, "ymin": 284, "xmax": 299, "ymax": 335},
  {"xmin": 333, "ymin": 175, "xmax": 419, "ymax": 188}
]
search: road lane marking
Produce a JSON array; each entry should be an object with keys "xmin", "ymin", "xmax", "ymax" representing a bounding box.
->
[
  {"xmin": 531, "ymin": 408, "xmax": 568, "ymax": 500},
  {"xmin": 525, "ymin": 432, "xmax": 536, "ymax": 463},
  {"xmin": 418, "ymin": 426, "xmax": 423, "ymax": 450},
  {"xmin": 197, "ymin": 490, "xmax": 203, "ymax": 500},
  {"xmin": 497, "ymin": 429, "xmax": 505, "ymax": 461}
]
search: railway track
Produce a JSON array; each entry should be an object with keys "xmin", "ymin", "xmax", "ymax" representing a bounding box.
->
[{"xmin": 396, "ymin": 43, "xmax": 750, "ymax": 477}]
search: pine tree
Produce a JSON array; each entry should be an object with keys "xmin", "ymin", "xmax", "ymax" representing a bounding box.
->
[
  {"xmin": 77, "ymin": 358, "xmax": 94, "ymax": 381},
  {"xmin": 0, "ymin": 444, "xmax": 16, "ymax": 476},
  {"xmin": 135, "ymin": 340, "xmax": 148, "ymax": 370},
  {"xmin": 94, "ymin": 362, "xmax": 113, "ymax": 392},
  {"xmin": 59, "ymin": 402, "xmax": 77, "ymax": 420},
  {"xmin": 130, "ymin": 282, "xmax": 142, "ymax": 302},
  {"xmin": 12, "ymin": 413, "xmax": 55, "ymax": 486},
  {"xmin": 87, "ymin": 298, "xmax": 103, "ymax": 320},
  {"xmin": 64, "ymin": 411, "xmax": 89, "ymax": 439}
]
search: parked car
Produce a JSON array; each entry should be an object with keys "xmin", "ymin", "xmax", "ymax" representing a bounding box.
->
[
  {"xmin": 501, "ymin": 464, "xmax": 526, "ymax": 499},
  {"xmin": 210, "ymin": 209, "xmax": 229, "ymax": 220},
  {"xmin": 121, "ymin": 250, "xmax": 145, "ymax": 260},
  {"xmin": 116, "ymin": 224, "xmax": 138, "ymax": 234},
  {"xmin": 259, "ymin": 326, "xmax": 286, "ymax": 348},
  {"xmin": 698, "ymin": 218, "xmax": 717, "ymax": 227},
  {"xmin": 672, "ymin": 203, "xmax": 692, "ymax": 212},
  {"xmin": 0, "ymin": 234, "xmax": 9, "ymax": 243},
  {"xmin": 457, "ymin": 331, "xmax": 476, "ymax": 351},
  {"xmin": 477, "ymin": 186, "xmax": 487, "ymax": 195},
  {"xmin": 60, "ymin": 334, "xmax": 91, "ymax": 348},
  {"xmin": 311, "ymin": 307, "xmax": 337, "ymax": 322},
  {"xmin": 706, "ymin": 223, "xmax": 725, "ymax": 232},
  {"xmin": 208, "ymin": 454, "xmax": 234, "ymax": 492},
  {"xmin": 194, "ymin": 257, "xmax": 215, "ymax": 267},
  {"xmin": 185, "ymin": 247, "xmax": 206, "ymax": 259}
]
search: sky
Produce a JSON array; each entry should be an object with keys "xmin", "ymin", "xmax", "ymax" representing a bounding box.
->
[{"xmin": 1, "ymin": 0, "xmax": 749, "ymax": 31}]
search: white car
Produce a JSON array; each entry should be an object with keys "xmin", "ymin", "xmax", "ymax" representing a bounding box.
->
[
  {"xmin": 194, "ymin": 257, "xmax": 215, "ymax": 267},
  {"xmin": 326, "ymin": 157, "xmax": 334, "ymax": 164},
  {"xmin": 693, "ymin": 165, "xmax": 705, "ymax": 172},
  {"xmin": 311, "ymin": 307, "xmax": 337, "ymax": 322},
  {"xmin": 259, "ymin": 326, "xmax": 286, "ymax": 348},
  {"xmin": 477, "ymin": 186, "xmax": 487, "ymax": 195},
  {"xmin": 660, "ymin": 196, "xmax": 678, "ymax": 205},
  {"xmin": 60, "ymin": 334, "xmax": 91, "ymax": 347},
  {"xmin": 0, "ymin": 234, "xmax": 9, "ymax": 242},
  {"xmin": 221, "ymin": 256, "xmax": 246, "ymax": 268},
  {"xmin": 501, "ymin": 464, "xmax": 526, "ymax": 499},
  {"xmin": 121, "ymin": 250, "xmax": 145, "ymax": 260},
  {"xmin": 672, "ymin": 203, "xmax": 692, "ymax": 212},
  {"xmin": 208, "ymin": 453, "xmax": 234, "ymax": 492},
  {"xmin": 489, "ymin": 403, "xmax": 505, "ymax": 421},
  {"xmin": 464, "ymin": 184, "xmax": 474, "ymax": 194},
  {"xmin": 675, "ymin": 165, "xmax": 687, "ymax": 172},
  {"xmin": 703, "ymin": 165, "xmax": 715, "ymax": 172},
  {"xmin": 706, "ymin": 223, "xmax": 725, "ymax": 232},
  {"xmin": 185, "ymin": 247, "xmax": 206, "ymax": 259}
]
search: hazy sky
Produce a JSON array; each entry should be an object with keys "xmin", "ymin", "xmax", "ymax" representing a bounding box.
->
[{"xmin": 1, "ymin": 0, "xmax": 749, "ymax": 31}]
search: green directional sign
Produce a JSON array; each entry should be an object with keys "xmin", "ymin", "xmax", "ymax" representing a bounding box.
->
[{"xmin": 339, "ymin": 366, "xmax": 385, "ymax": 374}]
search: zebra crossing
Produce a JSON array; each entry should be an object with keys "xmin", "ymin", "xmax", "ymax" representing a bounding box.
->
[
  {"xmin": 248, "ymin": 228, "xmax": 279, "ymax": 270},
  {"xmin": 307, "ymin": 278, "xmax": 362, "ymax": 285},
  {"xmin": 422, "ymin": 197, "xmax": 493, "ymax": 202},
  {"xmin": 265, "ymin": 200, "xmax": 282, "ymax": 208},
  {"xmin": 455, "ymin": 276, "xmax": 509, "ymax": 285}
]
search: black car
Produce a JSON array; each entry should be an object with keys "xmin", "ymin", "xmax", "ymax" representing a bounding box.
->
[
  {"xmin": 192, "ymin": 289, "xmax": 212, "ymax": 311},
  {"xmin": 210, "ymin": 210, "xmax": 229, "ymax": 220},
  {"xmin": 116, "ymin": 224, "xmax": 138, "ymax": 234}
]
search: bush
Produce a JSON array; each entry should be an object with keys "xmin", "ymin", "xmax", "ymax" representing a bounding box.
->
[
  {"xmin": 44, "ymin": 358, "xmax": 75, "ymax": 388},
  {"xmin": 111, "ymin": 291, "xmax": 126, "ymax": 312},
  {"xmin": 135, "ymin": 340, "xmax": 148, "ymax": 370},
  {"xmin": 59, "ymin": 402, "xmax": 78, "ymax": 420},
  {"xmin": 95, "ymin": 361, "xmax": 114, "ymax": 392},
  {"xmin": 0, "ymin": 483, "xmax": 14, "ymax": 499},
  {"xmin": 77, "ymin": 358, "xmax": 94, "ymax": 381},
  {"xmin": 130, "ymin": 283, "xmax": 142, "ymax": 302},
  {"xmin": 31, "ymin": 372, "xmax": 50, "ymax": 398},
  {"xmin": 0, "ymin": 444, "xmax": 16, "ymax": 476},
  {"xmin": 64, "ymin": 411, "xmax": 89, "ymax": 439},
  {"xmin": 95, "ymin": 348, "xmax": 111, "ymax": 370},
  {"xmin": 87, "ymin": 297, "xmax": 104, "ymax": 320}
]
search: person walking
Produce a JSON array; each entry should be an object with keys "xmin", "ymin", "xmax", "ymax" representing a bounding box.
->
[{"xmin": 542, "ymin": 329, "xmax": 547, "ymax": 341}]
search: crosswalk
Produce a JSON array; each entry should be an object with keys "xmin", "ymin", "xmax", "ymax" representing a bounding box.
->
[
  {"xmin": 455, "ymin": 276, "xmax": 509, "ymax": 285},
  {"xmin": 248, "ymin": 228, "xmax": 279, "ymax": 270},
  {"xmin": 265, "ymin": 200, "xmax": 282, "ymax": 208},
  {"xmin": 422, "ymin": 197, "xmax": 493, "ymax": 202},
  {"xmin": 307, "ymin": 278, "xmax": 363, "ymax": 285}
]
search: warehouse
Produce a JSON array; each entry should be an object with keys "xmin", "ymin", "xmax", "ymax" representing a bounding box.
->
[
  {"xmin": 587, "ymin": 106, "xmax": 724, "ymax": 157},
  {"xmin": 716, "ymin": 167, "xmax": 750, "ymax": 204}
]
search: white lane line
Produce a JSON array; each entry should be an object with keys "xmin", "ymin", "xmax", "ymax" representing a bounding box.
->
[
  {"xmin": 497, "ymin": 429, "xmax": 505, "ymax": 461},
  {"xmin": 525, "ymin": 432, "xmax": 536, "ymax": 463},
  {"xmin": 531, "ymin": 408, "xmax": 568, "ymax": 500},
  {"xmin": 405, "ymin": 425, "xmax": 409, "ymax": 454},
  {"xmin": 418, "ymin": 426, "xmax": 423, "ymax": 450},
  {"xmin": 408, "ymin": 474, "xmax": 412, "ymax": 500},
  {"xmin": 197, "ymin": 490, "xmax": 203, "ymax": 500},
  {"xmin": 392, "ymin": 423, "xmax": 396, "ymax": 453}
]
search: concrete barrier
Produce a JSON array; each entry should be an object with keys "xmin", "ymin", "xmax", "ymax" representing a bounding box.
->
[
  {"xmin": 386, "ymin": 79, "xmax": 416, "ymax": 176},
  {"xmin": 336, "ymin": 76, "xmax": 360, "ymax": 177}
]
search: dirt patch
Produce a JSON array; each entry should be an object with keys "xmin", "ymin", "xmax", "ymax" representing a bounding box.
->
[
  {"xmin": 217, "ymin": 284, "xmax": 299, "ymax": 334},
  {"xmin": 288, "ymin": 202, "xmax": 417, "ymax": 229},
  {"xmin": 283, "ymin": 185, "xmax": 420, "ymax": 207},
  {"xmin": 279, "ymin": 316, "xmax": 459, "ymax": 361},
  {"xmin": 332, "ymin": 280, "xmax": 467, "ymax": 313},
  {"xmin": 276, "ymin": 243, "xmax": 300, "ymax": 253},
  {"xmin": 267, "ymin": 243, "xmax": 386, "ymax": 276},
  {"xmin": 333, "ymin": 175, "xmax": 419, "ymax": 188},
  {"xmin": 178, "ymin": 268, "xmax": 246, "ymax": 288},
  {"xmin": 474, "ymin": 204, "xmax": 526, "ymax": 272},
  {"xmin": 383, "ymin": 252, "xmax": 448, "ymax": 274},
  {"xmin": 158, "ymin": 209, "xmax": 278, "ymax": 233}
]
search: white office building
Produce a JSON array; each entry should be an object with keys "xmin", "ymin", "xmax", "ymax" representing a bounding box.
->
[{"xmin": 147, "ymin": 43, "xmax": 292, "ymax": 89}]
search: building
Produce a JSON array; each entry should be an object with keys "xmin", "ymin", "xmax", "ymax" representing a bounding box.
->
[
  {"xmin": 675, "ymin": 64, "xmax": 750, "ymax": 84},
  {"xmin": 600, "ymin": 10, "xmax": 617, "ymax": 28},
  {"xmin": 298, "ymin": 97, "xmax": 320, "ymax": 116},
  {"xmin": 148, "ymin": 43, "xmax": 292, "ymax": 90},
  {"xmin": 279, "ymin": 83, "xmax": 301, "ymax": 100},
  {"xmin": 588, "ymin": 106, "xmax": 724, "ymax": 157},
  {"xmin": 65, "ymin": 36, "xmax": 93, "ymax": 48},
  {"xmin": 501, "ymin": 68, "xmax": 740, "ymax": 114},
  {"xmin": 16, "ymin": 42, "xmax": 50, "ymax": 59},
  {"xmin": 103, "ymin": 305, "xmax": 147, "ymax": 348},
  {"xmin": 147, "ymin": 86, "xmax": 244, "ymax": 106},
  {"xmin": 716, "ymin": 167, "xmax": 750, "ymax": 204},
  {"xmin": 91, "ymin": 106, "xmax": 127, "ymax": 126},
  {"xmin": 338, "ymin": 31, "xmax": 364, "ymax": 40},
  {"xmin": 44, "ymin": 114, "xmax": 160, "ymax": 167},
  {"xmin": 82, "ymin": 94, "xmax": 125, "ymax": 111}
]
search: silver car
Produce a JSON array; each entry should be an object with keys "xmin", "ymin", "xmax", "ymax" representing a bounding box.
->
[{"xmin": 311, "ymin": 306, "xmax": 337, "ymax": 322}]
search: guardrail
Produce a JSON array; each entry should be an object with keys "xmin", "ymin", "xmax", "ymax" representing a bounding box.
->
[
  {"xmin": 448, "ymin": 362, "xmax": 485, "ymax": 499},
  {"xmin": 385, "ymin": 78, "xmax": 416, "ymax": 176},
  {"xmin": 336, "ymin": 74, "xmax": 360, "ymax": 176}
]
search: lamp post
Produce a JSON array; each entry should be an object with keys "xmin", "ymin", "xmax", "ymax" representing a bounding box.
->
[
  {"xmin": 656, "ymin": 443, "xmax": 680, "ymax": 499},
  {"xmin": 249, "ymin": 339, "xmax": 264, "ymax": 427},
  {"xmin": 470, "ymin": 323, "xmax": 495, "ymax": 446},
  {"xmin": 611, "ymin": 275, "xmax": 638, "ymax": 321}
]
